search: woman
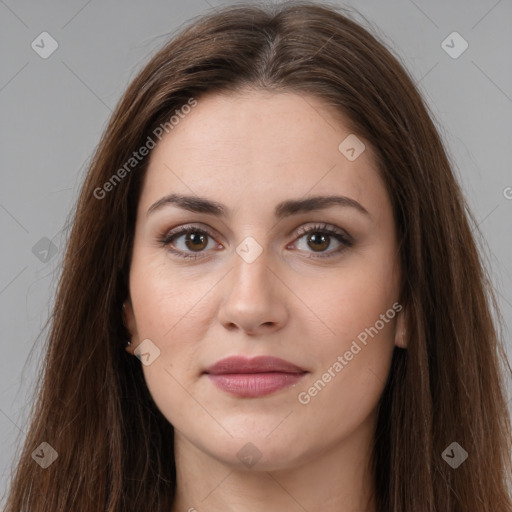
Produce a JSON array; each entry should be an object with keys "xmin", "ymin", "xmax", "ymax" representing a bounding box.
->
[{"xmin": 3, "ymin": 1, "xmax": 511, "ymax": 511}]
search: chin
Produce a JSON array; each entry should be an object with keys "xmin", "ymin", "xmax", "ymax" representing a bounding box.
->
[{"xmin": 192, "ymin": 426, "xmax": 315, "ymax": 472}]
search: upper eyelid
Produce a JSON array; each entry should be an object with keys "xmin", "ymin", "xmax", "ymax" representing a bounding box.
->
[
  {"xmin": 164, "ymin": 222, "xmax": 349, "ymax": 240},
  {"xmin": 162, "ymin": 222, "xmax": 352, "ymax": 250}
]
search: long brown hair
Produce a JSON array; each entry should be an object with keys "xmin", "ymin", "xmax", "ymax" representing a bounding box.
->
[{"xmin": 3, "ymin": 1, "xmax": 511, "ymax": 510}]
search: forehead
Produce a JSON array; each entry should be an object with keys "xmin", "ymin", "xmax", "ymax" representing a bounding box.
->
[{"xmin": 137, "ymin": 90, "xmax": 390, "ymax": 221}]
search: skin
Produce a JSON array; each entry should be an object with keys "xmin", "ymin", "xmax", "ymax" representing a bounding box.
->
[{"xmin": 123, "ymin": 89, "xmax": 407, "ymax": 512}]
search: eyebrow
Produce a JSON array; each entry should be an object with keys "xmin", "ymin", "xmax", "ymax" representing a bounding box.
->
[{"xmin": 146, "ymin": 193, "xmax": 370, "ymax": 220}]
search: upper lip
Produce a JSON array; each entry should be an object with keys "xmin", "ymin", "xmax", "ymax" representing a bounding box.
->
[{"xmin": 204, "ymin": 356, "xmax": 307, "ymax": 375}]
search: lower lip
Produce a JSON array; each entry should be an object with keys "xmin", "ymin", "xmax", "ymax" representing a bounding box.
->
[{"xmin": 206, "ymin": 372, "xmax": 305, "ymax": 397}]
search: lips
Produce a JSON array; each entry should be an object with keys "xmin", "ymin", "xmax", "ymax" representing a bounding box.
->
[
  {"xmin": 205, "ymin": 355, "xmax": 306, "ymax": 375},
  {"xmin": 204, "ymin": 356, "xmax": 307, "ymax": 398}
]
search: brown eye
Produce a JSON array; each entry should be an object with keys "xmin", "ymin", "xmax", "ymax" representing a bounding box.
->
[
  {"xmin": 183, "ymin": 231, "xmax": 208, "ymax": 251},
  {"xmin": 159, "ymin": 226, "xmax": 218, "ymax": 260},
  {"xmin": 305, "ymin": 232, "xmax": 331, "ymax": 252},
  {"xmin": 293, "ymin": 223, "xmax": 353, "ymax": 259}
]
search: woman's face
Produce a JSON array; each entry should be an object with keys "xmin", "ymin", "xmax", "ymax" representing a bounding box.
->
[{"xmin": 123, "ymin": 90, "xmax": 405, "ymax": 471}]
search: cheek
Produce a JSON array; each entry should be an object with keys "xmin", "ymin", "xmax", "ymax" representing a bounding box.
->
[
  {"xmin": 298, "ymin": 249, "xmax": 398, "ymax": 355},
  {"xmin": 128, "ymin": 250, "xmax": 222, "ymax": 391},
  {"xmin": 294, "ymin": 296, "xmax": 396, "ymax": 442},
  {"xmin": 129, "ymin": 248, "xmax": 210, "ymax": 337},
  {"xmin": 293, "ymin": 250, "xmax": 398, "ymax": 414}
]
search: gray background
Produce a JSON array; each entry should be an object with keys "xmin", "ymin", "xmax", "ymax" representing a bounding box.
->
[{"xmin": 1, "ymin": 0, "xmax": 511, "ymax": 504}]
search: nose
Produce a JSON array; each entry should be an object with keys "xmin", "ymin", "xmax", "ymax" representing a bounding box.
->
[{"xmin": 217, "ymin": 248, "xmax": 289, "ymax": 336}]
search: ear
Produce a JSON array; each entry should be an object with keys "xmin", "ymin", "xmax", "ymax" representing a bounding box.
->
[
  {"xmin": 122, "ymin": 299, "xmax": 139, "ymax": 355},
  {"xmin": 394, "ymin": 307, "xmax": 408, "ymax": 349}
]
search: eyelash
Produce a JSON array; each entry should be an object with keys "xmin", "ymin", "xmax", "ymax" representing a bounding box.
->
[{"xmin": 157, "ymin": 223, "xmax": 353, "ymax": 261}]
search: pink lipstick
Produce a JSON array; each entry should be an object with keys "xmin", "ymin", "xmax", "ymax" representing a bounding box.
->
[{"xmin": 204, "ymin": 355, "xmax": 307, "ymax": 398}]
